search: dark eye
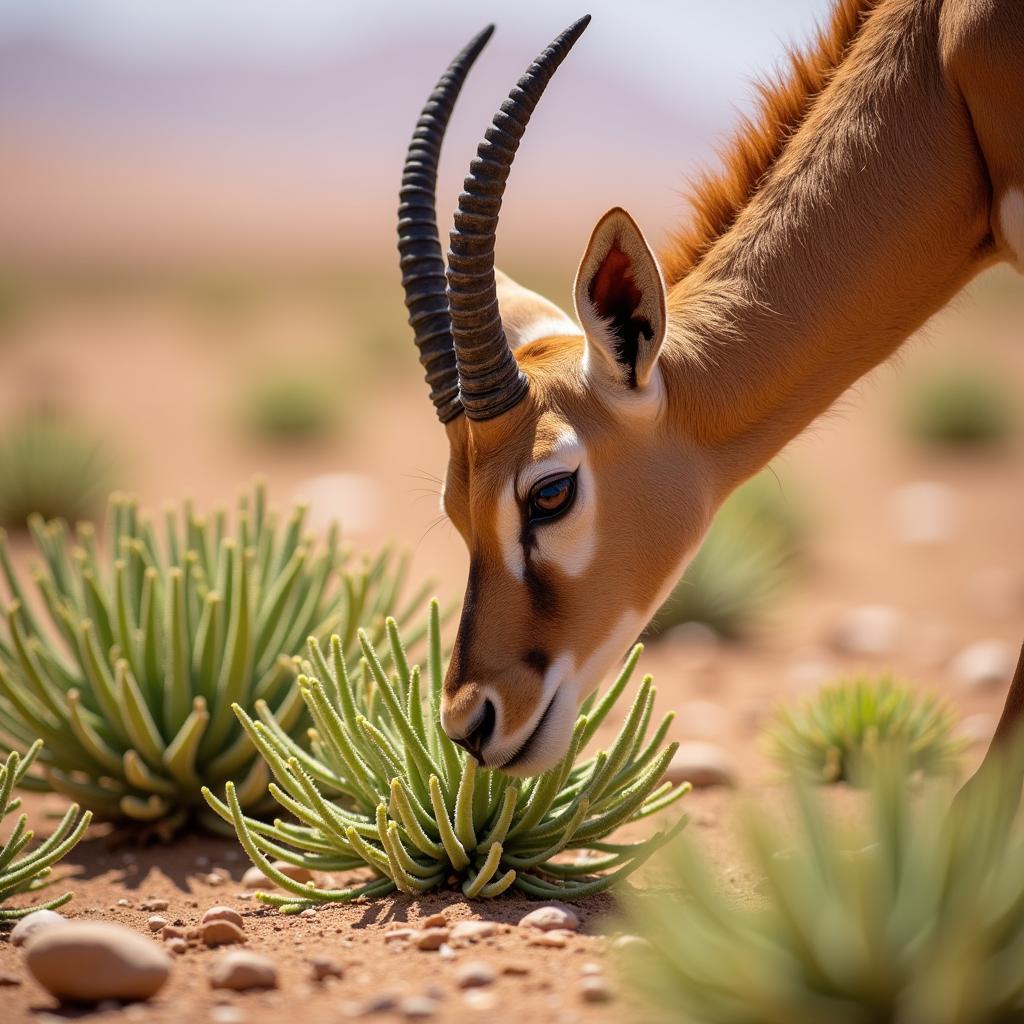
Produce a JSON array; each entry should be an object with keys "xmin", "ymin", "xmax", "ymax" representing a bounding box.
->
[{"xmin": 528, "ymin": 474, "xmax": 576, "ymax": 523}]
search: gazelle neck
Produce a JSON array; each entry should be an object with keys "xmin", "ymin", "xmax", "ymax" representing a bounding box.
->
[{"xmin": 661, "ymin": 0, "xmax": 997, "ymax": 498}]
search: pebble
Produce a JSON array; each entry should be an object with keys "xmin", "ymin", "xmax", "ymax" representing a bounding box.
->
[
  {"xmin": 208, "ymin": 951, "xmax": 279, "ymax": 991},
  {"xmin": 206, "ymin": 873, "xmax": 226, "ymax": 887},
  {"xmin": 140, "ymin": 899, "xmax": 168, "ymax": 912},
  {"xmin": 518, "ymin": 905, "xmax": 579, "ymax": 932},
  {"xmin": 829, "ymin": 605, "xmax": 903, "ymax": 657},
  {"xmin": 420, "ymin": 912, "xmax": 447, "ymax": 929},
  {"xmin": 399, "ymin": 995, "xmax": 440, "ymax": 1019},
  {"xmin": 201, "ymin": 920, "xmax": 247, "ymax": 947},
  {"xmin": 609, "ymin": 934, "xmax": 650, "ymax": 955},
  {"xmin": 10, "ymin": 909, "xmax": 67, "ymax": 947},
  {"xmin": 449, "ymin": 920, "xmax": 498, "ymax": 943},
  {"xmin": 412, "ymin": 928, "xmax": 450, "ymax": 950},
  {"xmin": 384, "ymin": 928, "xmax": 416, "ymax": 943},
  {"xmin": 310, "ymin": 955, "xmax": 344, "ymax": 981},
  {"xmin": 891, "ymin": 481, "xmax": 956, "ymax": 545},
  {"xmin": 117, "ymin": 898, "xmax": 133, "ymax": 907},
  {"xmin": 145, "ymin": 915, "xmax": 166, "ymax": 932},
  {"xmin": 438, "ymin": 944, "xmax": 456, "ymax": 961},
  {"xmin": 210, "ymin": 1007, "xmax": 247, "ymax": 1024},
  {"xmin": 462, "ymin": 989, "xmax": 497, "ymax": 1011},
  {"xmin": 952, "ymin": 639, "xmax": 1016, "ymax": 691},
  {"xmin": 240, "ymin": 866, "xmax": 273, "ymax": 889},
  {"xmin": 0, "ymin": 970, "xmax": 22, "ymax": 986},
  {"xmin": 202, "ymin": 906, "xmax": 245, "ymax": 929},
  {"xmin": 664, "ymin": 742, "xmax": 737, "ymax": 788},
  {"xmin": 579, "ymin": 976, "xmax": 614, "ymax": 1003},
  {"xmin": 166, "ymin": 938, "xmax": 188, "ymax": 956},
  {"xmin": 299, "ymin": 908, "xmax": 317, "ymax": 919},
  {"xmin": 527, "ymin": 930, "xmax": 571, "ymax": 948},
  {"xmin": 502, "ymin": 961, "xmax": 530, "ymax": 976},
  {"xmin": 25, "ymin": 922, "xmax": 171, "ymax": 1003},
  {"xmin": 454, "ymin": 960, "xmax": 497, "ymax": 988}
]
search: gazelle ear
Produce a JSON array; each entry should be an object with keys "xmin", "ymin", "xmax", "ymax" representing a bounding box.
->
[
  {"xmin": 496, "ymin": 269, "xmax": 579, "ymax": 351},
  {"xmin": 574, "ymin": 208, "xmax": 666, "ymax": 390}
]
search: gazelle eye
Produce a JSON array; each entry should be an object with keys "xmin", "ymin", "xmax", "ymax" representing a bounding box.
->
[{"xmin": 528, "ymin": 474, "xmax": 576, "ymax": 523}]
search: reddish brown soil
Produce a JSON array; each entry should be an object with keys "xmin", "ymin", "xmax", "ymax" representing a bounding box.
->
[{"xmin": 0, "ymin": 266, "xmax": 1021, "ymax": 1021}]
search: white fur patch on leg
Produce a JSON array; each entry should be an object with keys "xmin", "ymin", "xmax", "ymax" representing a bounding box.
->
[{"xmin": 1000, "ymin": 188, "xmax": 1024, "ymax": 267}]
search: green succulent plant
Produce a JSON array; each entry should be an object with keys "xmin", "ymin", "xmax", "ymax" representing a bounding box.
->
[
  {"xmin": 902, "ymin": 362, "xmax": 1014, "ymax": 448},
  {"xmin": 0, "ymin": 413, "xmax": 118, "ymax": 531},
  {"xmin": 0, "ymin": 481, "xmax": 429, "ymax": 833},
  {"xmin": 649, "ymin": 469, "xmax": 808, "ymax": 641},
  {"xmin": 241, "ymin": 372, "xmax": 338, "ymax": 443},
  {"xmin": 1, "ymin": 740, "xmax": 91, "ymax": 920},
  {"xmin": 203, "ymin": 604, "xmax": 689, "ymax": 910},
  {"xmin": 766, "ymin": 676, "xmax": 965, "ymax": 784},
  {"xmin": 624, "ymin": 748, "xmax": 1024, "ymax": 1024}
]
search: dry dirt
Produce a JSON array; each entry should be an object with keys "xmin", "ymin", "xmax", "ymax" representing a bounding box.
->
[{"xmin": 0, "ymin": 266, "xmax": 1022, "ymax": 1022}]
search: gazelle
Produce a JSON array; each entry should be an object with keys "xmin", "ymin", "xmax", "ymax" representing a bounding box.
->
[{"xmin": 397, "ymin": 2, "xmax": 1024, "ymax": 776}]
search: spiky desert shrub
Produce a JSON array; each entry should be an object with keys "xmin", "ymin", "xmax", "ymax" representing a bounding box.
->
[
  {"xmin": 650, "ymin": 470, "xmax": 808, "ymax": 641},
  {"xmin": 1, "ymin": 740, "xmax": 91, "ymax": 919},
  {"xmin": 902, "ymin": 363, "xmax": 1014, "ymax": 448},
  {"xmin": 203, "ymin": 605, "xmax": 689, "ymax": 910},
  {"xmin": 241, "ymin": 373, "xmax": 338, "ymax": 443},
  {"xmin": 0, "ymin": 414, "xmax": 118, "ymax": 530},
  {"xmin": 624, "ymin": 750, "xmax": 1024, "ymax": 1024},
  {"xmin": 0, "ymin": 482, "xmax": 428, "ymax": 832},
  {"xmin": 766, "ymin": 676, "xmax": 964, "ymax": 784}
]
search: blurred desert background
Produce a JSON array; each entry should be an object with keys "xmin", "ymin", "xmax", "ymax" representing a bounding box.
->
[{"xmin": 1, "ymin": 0, "xmax": 1022, "ymax": 781}]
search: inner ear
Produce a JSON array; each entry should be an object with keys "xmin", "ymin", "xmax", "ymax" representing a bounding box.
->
[{"xmin": 588, "ymin": 244, "xmax": 652, "ymax": 388}]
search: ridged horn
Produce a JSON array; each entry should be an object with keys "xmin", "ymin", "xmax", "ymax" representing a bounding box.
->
[
  {"xmin": 447, "ymin": 16, "xmax": 591, "ymax": 422},
  {"xmin": 398, "ymin": 26, "xmax": 494, "ymax": 424}
]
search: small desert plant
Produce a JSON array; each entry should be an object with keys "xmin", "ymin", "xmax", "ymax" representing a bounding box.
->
[
  {"xmin": 649, "ymin": 470, "xmax": 807, "ymax": 640},
  {"xmin": 902, "ymin": 363, "xmax": 1014, "ymax": 448},
  {"xmin": 1, "ymin": 740, "xmax": 91, "ymax": 920},
  {"xmin": 241, "ymin": 373, "xmax": 338, "ymax": 443},
  {"xmin": 624, "ymin": 750, "xmax": 1024, "ymax": 1024},
  {"xmin": 0, "ymin": 414, "xmax": 118, "ymax": 530},
  {"xmin": 0, "ymin": 481, "xmax": 429, "ymax": 833},
  {"xmin": 203, "ymin": 605, "xmax": 689, "ymax": 910},
  {"xmin": 766, "ymin": 676, "xmax": 965, "ymax": 784}
]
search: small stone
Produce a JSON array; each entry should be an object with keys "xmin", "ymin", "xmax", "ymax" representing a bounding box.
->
[
  {"xmin": 299, "ymin": 908, "xmax": 317, "ymax": 919},
  {"xmin": 412, "ymin": 927, "xmax": 450, "ymax": 950},
  {"xmin": 160, "ymin": 925, "xmax": 186, "ymax": 941},
  {"xmin": 462, "ymin": 989, "xmax": 497, "ymax": 1011},
  {"xmin": 384, "ymin": 928, "xmax": 416, "ymax": 943},
  {"xmin": 167, "ymin": 938, "xmax": 188, "ymax": 955},
  {"xmin": 664, "ymin": 742, "xmax": 737, "ymax": 789},
  {"xmin": 449, "ymin": 920, "xmax": 498, "ymax": 943},
  {"xmin": 202, "ymin": 906, "xmax": 244, "ymax": 929},
  {"xmin": 140, "ymin": 899, "xmax": 168, "ymax": 912},
  {"xmin": 399, "ymin": 995, "xmax": 439, "ymax": 1019},
  {"xmin": 117, "ymin": 898, "xmax": 133, "ymax": 907},
  {"xmin": 361, "ymin": 992, "xmax": 400, "ymax": 1014},
  {"xmin": 579, "ymin": 975, "xmax": 614, "ymax": 1003},
  {"xmin": 502, "ymin": 962, "xmax": 530, "ymax": 976},
  {"xmin": 953, "ymin": 639, "xmax": 1016, "ymax": 691},
  {"xmin": 527, "ymin": 930, "xmax": 570, "ymax": 948},
  {"xmin": 438, "ymin": 944, "xmax": 456, "ymax": 961},
  {"xmin": 25, "ymin": 922, "xmax": 171, "ymax": 1003},
  {"xmin": 210, "ymin": 1007, "xmax": 247, "ymax": 1024},
  {"xmin": 209, "ymin": 951, "xmax": 278, "ymax": 991},
  {"xmin": 891, "ymin": 481, "xmax": 956, "ymax": 545},
  {"xmin": 829, "ymin": 605, "xmax": 903, "ymax": 657},
  {"xmin": 0, "ymin": 970, "xmax": 22, "ymax": 986},
  {"xmin": 10, "ymin": 909, "xmax": 67, "ymax": 947},
  {"xmin": 206, "ymin": 873, "xmax": 226, "ymax": 887},
  {"xmin": 202, "ymin": 920, "xmax": 247, "ymax": 947},
  {"xmin": 146, "ymin": 916, "xmax": 167, "ymax": 933},
  {"xmin": 609, "ymin": 934, "xmax": 650, "ymax": 955},
  {"xmin": 580, "ymin": 962, "xmax": 602, "ymax": 976},
  {"xmin": 240, "ymin": 865, "xmax": 273, "ymax": 889},
  {"xmin": 455, "ymin": 960, "xmax": 496, "ymax": 988},
  {"xmin": 310, "ymin": 955, "xmax": 344, "ymax": 981},
  {"xmin": 421, "ymin": 912, "xmax": 447, "ymax": 928},
  {"xmin": 518, "ymin": 904, "xmax": 579, "ymax": 932}
]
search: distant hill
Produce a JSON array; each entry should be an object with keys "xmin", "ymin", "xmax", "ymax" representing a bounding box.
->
[{"xmin": 0, "ymin": 29, "xmax": 724, "ymax": 271}]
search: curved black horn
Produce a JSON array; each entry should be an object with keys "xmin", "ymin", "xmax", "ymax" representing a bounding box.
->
[
  {"xmin": 398, "ymin": 26, "xmax": 494, "ymax": 424},
  {"xmin": 447, "ymin": 16, "xmax": 591, "ymax": 422}
]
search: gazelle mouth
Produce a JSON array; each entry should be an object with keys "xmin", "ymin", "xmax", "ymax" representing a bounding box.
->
[{"xmin": 494, "ymin": 687, "xmax": 560, "ymax": 773}]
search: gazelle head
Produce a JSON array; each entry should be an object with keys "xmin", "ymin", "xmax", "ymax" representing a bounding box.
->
[{"xmin": 397, "ymin": 18, "xmax": 714, "ymax": 775}]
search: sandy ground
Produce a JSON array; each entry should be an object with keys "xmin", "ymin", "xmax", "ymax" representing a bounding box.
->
[{"xmin": 0, "ymin": 265, "xmax": 1021, "ymax": 1021}]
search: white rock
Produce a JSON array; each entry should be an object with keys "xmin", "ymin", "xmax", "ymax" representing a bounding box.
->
[
  {"xmin": 399, "ymin": 995, "xmax": 440, "ymax": 1019},
  {"xmin": 208, "ymin": 951, "xmax": 278, "ymax": 991},
  {"xmin": 454, "ymin": 960, "xmax": 497, "ymax": 988},
  {"xmin": 664, "ymin": 742, "xmax": 737, "ymax": 789},
  {"xmin": 10, "ymin": 909, "xmax": 67, "ymax": 947},
  {"xmin": 891, "ymin": 481, "xmax": 956, "ymax": 545},
  {"xmin": 293, "ymin": 473, "xmax": 381, "ymax": 536},
  {"xmin": 952, "ymin": 639, "xmax": 1016, "ymax": 691},
  {"xmin": 579, "ymin": 975, "xmax": 615, "ymax": 1003},
  {"xmin": 202, "ymin": 906, "xmax": 244, "ymax": 929},
  {"xmin": 146, "ymin": 916, "xmax": 167, "ymax": 933},
  {"xmin": 448, "ymin": 920, "xmax": 498, "ymax": 942},
  {"xmin": 518, "ymin": 905, "xmax": 579, "ymax": 932},
  {"xmin": 829, "ymin": 605, "xmax": 903, "ymax": 657},
  {"xmin": 24, "ymin": 922, "xmax": 171, "ymax": 1003}
]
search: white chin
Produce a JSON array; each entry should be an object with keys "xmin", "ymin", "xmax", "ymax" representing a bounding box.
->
[{"xmin": 496, "ymin": 687, "xmax": 578, "ymax": 777}]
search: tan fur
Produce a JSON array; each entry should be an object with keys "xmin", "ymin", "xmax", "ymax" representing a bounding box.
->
[{"xmin": 435, "ymin": 0, "xmax": 1024, "ymax": 773}]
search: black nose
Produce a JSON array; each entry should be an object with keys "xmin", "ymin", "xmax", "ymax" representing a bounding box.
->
[{"xmin": 452, "ymin": 699, "xmax": 496, "ymax": 762}]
